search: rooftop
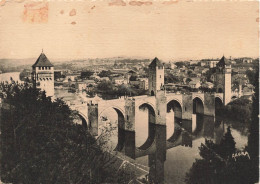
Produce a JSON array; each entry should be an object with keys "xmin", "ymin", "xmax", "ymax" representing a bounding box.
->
[
  {"xmin": 217, "ymin": 56, "xmax": 231, "ymax": 67},
  {"xmin": 32, "ymin": 53, "xmax": 54, "ymax": 67},
  {"xmin": 149, "ymin": 57, "xmax": 163, "ymax": 68}
]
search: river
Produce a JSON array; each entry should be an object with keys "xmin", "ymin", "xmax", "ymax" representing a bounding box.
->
[{"xmin": 54, "ymin": 88, "xmax": 248, "ymax": 184}]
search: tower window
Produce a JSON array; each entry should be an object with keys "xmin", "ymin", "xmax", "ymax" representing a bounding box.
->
[
  {"xmin": 42, "ymin": 67, "xmax": 44, "ymax": 70},
  {"xmin": 160, "ymin": 75, "xmax": 161, "ymax": 78},
  {"xmin": 39, "ymin": 67, "xmax": 41, "ymax": 70}
]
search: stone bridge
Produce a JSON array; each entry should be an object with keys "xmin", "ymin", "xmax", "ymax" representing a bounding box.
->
[{"xmin": 85, "ymin": 91, "xmax": 224, "ymax": 159}]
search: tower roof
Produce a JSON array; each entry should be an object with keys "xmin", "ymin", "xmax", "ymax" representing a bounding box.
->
[
  {"xmin": 216, "ymin": 56, "xmax": 231, "ymax": 66},
  {"xmin": 32, "ymin": 53, "xmax": 54, "ymax": 67},
  {"xmin": 149, "ymin": 57, "xmax": 163, "ymax": 67}
]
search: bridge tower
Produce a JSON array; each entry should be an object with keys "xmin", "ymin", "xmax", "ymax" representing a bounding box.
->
[
  {"xmin": 148, "ymin": 57, "xmax": 164, "ymax": 96},
  {"xmin": 32, "ymin": 52, "xmax": 54, "ymax": 97},
  {"xmin": 214, "ymin": 56, "xmax": 232, "ymax": 105}
]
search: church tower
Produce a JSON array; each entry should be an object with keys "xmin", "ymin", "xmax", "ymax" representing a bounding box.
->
[
  {"xmin": 214, "ymin": 56, "xmax": 232, "ymax": 105},
  {"xmin": 148, "ymin": 57, "xmax": 164, "ymax": 96},
  {"xmin": 32, "ymin": 52, "xmax": 54, "ymax": 97}
]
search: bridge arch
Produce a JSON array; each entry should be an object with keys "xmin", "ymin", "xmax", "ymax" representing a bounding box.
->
[
  {"xmin": 215, "ymin": 97, "xmax": 223, "ymax": 117},
  {"xmin": 193, "ymin": 97, "xmax": 204, "ymax": 114},
  {"xmin": 215, "ymin": 94, "xmax": 223, "ymax": 103},
  {"xmin": 192, "ymin": 97, "xmax": 204, "ymax": 135},
  {"xmin": 76, "ymin": 112, "xmax": 89, "ymax": 129},
  {"xmin": 136, "ymin": 103, "xmax": 156, "ymax": 149},
  {"xmin": 166, "ymin": 100, "xmax": 182, "ymax": 140},
  {"xmin": 98, "ymin": 106, "xmax": 125, "ymax": 119},
  {"xmin": 98, "ymin": 106, "xmax": 125, "ymax": 151},
  {"xmin": 166, "ymin": 98, "xmax": 183, "ymax": 109},
  {"xmin": 217, "ymin": 88, "xmax": 223, "ymax": 93},
  {"xmin": 231, "ymin": 94, "xmax": 238, "ymax": 101}
]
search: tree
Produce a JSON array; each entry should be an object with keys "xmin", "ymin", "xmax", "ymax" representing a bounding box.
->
[
  {"xmin": 0, "ymin": 84, "xmax": 133, "ymax": 183},
  {"xmin": 204, "ymin": 68, "xmax": 215, "ymax": 82},
  {"xmin": 247, "ymin": 67, "xmax": 259, "ymax": 182},
  {"xmin": 218, "ymin": 126, "xmax": 236, "ymax": 159},
  {"xmin": 117, "ymin": 84, "xmax": 131, "ymax": 96},
  {"xmin": 81, "ymin": 70, "xmax": 94, "ymax": 79},
  {"xmin": 175, "ymin": 61, "xmax": 186, "ymax": 68},
  {"xmin": 246, "ymin": 70, "xmax": 256, "ymax": 85},
  {"xmin": 219, "ymin": 98, "xmax": 252, "ymax": 124},
  {"xmin": 97, "ymin": 80, "xmax": 114, "ymax": 92},
  {"xmin": 164, "ymin": 73, "xmax": 180, "ymax": 84},
  {"xmin": 129, "ymin": 75, "xmax": 137, "ymax": 81},
  {"xmin": 186, "ymin": 127, "xmax": 254, "ymax": 184},
  {"xmin": 186, "ymin": 78, "xmax": 192, "ymax": 84},
  {"xmin": 98, "ymin": 70, "xmax": 112, "ymax": 78}
]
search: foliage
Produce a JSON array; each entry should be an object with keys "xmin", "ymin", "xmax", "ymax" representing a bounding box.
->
[
  {"xmin": 81, "ymin": 70, "xmax": 94, "ymax": 79},
  {"xmin": 185, "ymin": 127, "xmax": 253, "ymax": 184},
  {"xmin": 164, "ymin": 73, "xmax": 180, "ymax": 84},
  {"xmin": 218, "ymin": 98, "xmax": 252, "ymax": 124},
  {"xmin": 218, "ymin": 127, "xmax": 236, "ymax": 159},
  {"xmin": 129, "ymin": 75, "xmax": 137, "ymax": 81},
  {"xmin": 175, "ymin": 61, "xmax": 187, "ymax": 68},
  {"xmin": 185, "ymin": 78, "xmax": 192, "ymax": 84},
  {"xmin": 92, "ymin": 80, "xmax": 146, "ymax": 99},
  {"xmin": 204, "ymin": 68, "xmax": 215, "ymax": 82},
  {"xmin": 246, "ymin": 66, "xmax": 259, "ymax": 182},
  {"xmin": 0, "ymin": 83, "xmax": 133, "ymax": 183},
  {"xmin": 97, "ymin": 80, "xmax": 114, "ymax": 93},
  {"xmin": 98, "ymin": 70, "xmax": 112, "ymax": 78},
  {"xmin": 245, "ymin": 70, "xmax": 256, "ymax": 85}
]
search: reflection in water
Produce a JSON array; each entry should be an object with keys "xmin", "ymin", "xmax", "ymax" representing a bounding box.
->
[
  {"xmin": 137, "ymin": 114, "xmax": 247, "ymax": 184},
  {"xmin": 97, "ymin": 106, "xmax": 247, "ymax": 183}
]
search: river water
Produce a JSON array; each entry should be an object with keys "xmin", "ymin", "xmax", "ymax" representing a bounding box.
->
[{"xmin": 54, "ymin": 89, "xmax": 248, "ymax": 184}]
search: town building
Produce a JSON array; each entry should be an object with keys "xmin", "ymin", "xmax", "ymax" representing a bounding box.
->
[
  {"xmin": 112, "ymin": 76, "xmax": 127, "ymax": 85},
  {"xmin": 76, "ymin": 82, "xmax": 87, "ymax": 91},
  {"xmin": 241, "ymin": 57, "xmax": 253, "ymax": 63}
]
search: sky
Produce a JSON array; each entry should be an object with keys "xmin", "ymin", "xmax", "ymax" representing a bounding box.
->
[{"xmin": 0, "ymin": 0, "xmax": 259, "ymax": 61}]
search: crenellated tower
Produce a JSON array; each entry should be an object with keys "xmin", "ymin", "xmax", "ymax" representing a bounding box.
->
[
  {"xmin": 148, "ymin": 57, "xmax": 164, "ymax": 96},
  {"xmin": 214, "ymin": 56, "xmax": 232, "ymax": 105},
  {"xmin": 31, "ymin": 52, "xmax": 54, "ymax": 97}
]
